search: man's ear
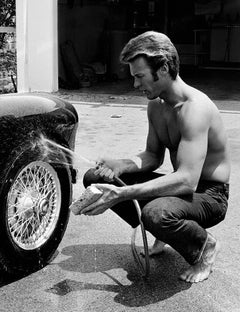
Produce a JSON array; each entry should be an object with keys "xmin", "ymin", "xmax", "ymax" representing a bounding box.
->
[
  {"xmin": 154, "ymin": 64, "xmax": 169, "ymax": 80},
  {"xmin": 159, "ymin": 63, "xmax": 169, "ymax": 75}
]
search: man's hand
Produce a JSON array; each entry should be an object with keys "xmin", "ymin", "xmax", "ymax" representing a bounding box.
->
[
  {"xmin": 94, "ymin": 157, "xmax": 123, "ymax": 182},
  {"xmin": 79, "ymin": 183, "xmax": 122, "ymax": 216}
]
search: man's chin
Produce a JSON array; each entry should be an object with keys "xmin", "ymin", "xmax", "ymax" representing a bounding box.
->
[{"xmin": 146, "ymin": 93, "xmax": 157, "ymax": 100}]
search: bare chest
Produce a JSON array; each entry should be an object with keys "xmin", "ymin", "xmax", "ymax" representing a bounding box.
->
[{"xmin": 152, "ymin": 109, "xmax": 181, "ymax": 151}]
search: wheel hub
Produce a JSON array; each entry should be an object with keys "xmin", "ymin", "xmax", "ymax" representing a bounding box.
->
[
  {"xmin": 38, "ymin": 198, "xmax": 49, "ymax": 216},
  {"xmin": 17, "ymin": 193, "xmax": 35, "ymax": 219}
]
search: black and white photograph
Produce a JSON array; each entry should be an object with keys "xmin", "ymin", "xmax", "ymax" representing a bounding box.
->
[{"xmin": 0, "ymin": 1, "xmax": 240, "ymax": 311}]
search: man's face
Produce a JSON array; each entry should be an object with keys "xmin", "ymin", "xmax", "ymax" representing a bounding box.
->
[{"xmin": 129, "ymin": 56, "xmax": 165, "ymax": 100}]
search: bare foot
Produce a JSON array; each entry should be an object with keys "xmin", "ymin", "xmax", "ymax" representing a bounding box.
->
[
  {"xmin": 179, "ymin": 233, "xmax": 220, "ymax": 283},
  {"xmin": 141, "ymin": 239, "xmax": 166, "ymax": 257}
]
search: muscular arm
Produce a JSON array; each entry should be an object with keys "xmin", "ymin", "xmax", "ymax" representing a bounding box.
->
[{"xmin": 120, "ymin": 101, "xmax": 210, "ymax": 200}]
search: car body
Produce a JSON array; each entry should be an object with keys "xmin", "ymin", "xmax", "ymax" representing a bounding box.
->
[{"xmin": 0, "ymin": 92, "xmax": 78, "ymax": 275}]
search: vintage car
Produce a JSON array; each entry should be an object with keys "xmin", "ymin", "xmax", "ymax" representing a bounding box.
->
[{"xmin": 0, "ymin": 92, "xmax": 78, "ymax": 275}]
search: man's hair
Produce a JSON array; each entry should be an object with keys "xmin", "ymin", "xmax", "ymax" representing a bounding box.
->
[{"xmin": 120, "ymin": 31, "xmax": 180, "ymax": 80}]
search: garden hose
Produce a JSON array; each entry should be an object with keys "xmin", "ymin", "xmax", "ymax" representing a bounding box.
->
[{"xmin": 114, "ymin": 176, "xmax": 150, "ymax": 278}]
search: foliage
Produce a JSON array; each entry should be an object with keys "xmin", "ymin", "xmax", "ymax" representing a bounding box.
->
[
  {"xmin": 0, "ymin": 0, "xmax": 16, "ymax": 49},
  {"xmin": 0, "ymin": 0, "xmax": 15, "ymax": 26},
  {"xmin": 0, "ymin": 49, "xmax": 16, "ymax": 72},
  {"xmin": 0, "ymin": 1, "xmax": 16, "ymax": 93},
  {"xmin": 0, "ymin": 48, "xmax": 17, "ymax": 93}
]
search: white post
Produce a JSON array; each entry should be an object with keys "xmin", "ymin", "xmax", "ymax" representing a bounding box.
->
[{"xmin": 16, "ymin": 0, "xmax": 58, "ymax": 93}]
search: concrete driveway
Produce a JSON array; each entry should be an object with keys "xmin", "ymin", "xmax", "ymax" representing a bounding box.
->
[{"xmin": 0, "ymin": 97, "xmax": 240, "ymax": 312}]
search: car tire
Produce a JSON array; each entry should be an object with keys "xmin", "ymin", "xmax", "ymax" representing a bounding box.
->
[{"xmin": 0, "ymin": 144, "xmax": 72, "ymax": 275}]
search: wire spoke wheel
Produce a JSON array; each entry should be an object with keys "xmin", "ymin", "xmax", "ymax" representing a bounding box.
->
[{"xmin": 7, "ymin": 161, "xmax": 61, "ymax": 250}]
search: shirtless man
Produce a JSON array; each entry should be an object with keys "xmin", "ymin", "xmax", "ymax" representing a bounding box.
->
[{"xmin": 80, "ymin": 31, "xmax": 230, "ymax": 283}]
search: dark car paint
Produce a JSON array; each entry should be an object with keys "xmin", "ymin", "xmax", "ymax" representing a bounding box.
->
[
  {"xmin": 0, "ymin": 93, "xmax": 79, "ymax": 182},
  {"xmin": 0, "ymin": 93, "xmax": 78, "ymax": 120}
]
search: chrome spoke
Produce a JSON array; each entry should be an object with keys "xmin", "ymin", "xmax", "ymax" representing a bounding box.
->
[{"xmin": 7, "ymin": 161, "xmax": 61, "ymax": 250}]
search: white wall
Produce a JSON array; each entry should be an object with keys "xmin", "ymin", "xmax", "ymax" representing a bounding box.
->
[{"xmin": 16, "ymin": 0, "xmax": 58, "ymax": 92}]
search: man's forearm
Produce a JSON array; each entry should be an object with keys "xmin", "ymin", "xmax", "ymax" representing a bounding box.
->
[
  {"xmin": 119, "ymin": 170, "xmax": 194, "ymax": 200},
  {"xmin": 119, "ymin": 151, "xmax": 161, "ymax": 175}
]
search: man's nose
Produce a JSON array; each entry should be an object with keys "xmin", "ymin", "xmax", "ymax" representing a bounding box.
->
[{"xmin": 134, "ymin": 79, "xmax": 140, "ymax": 89}]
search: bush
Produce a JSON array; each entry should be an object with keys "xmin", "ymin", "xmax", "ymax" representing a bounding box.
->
[{"xmin": 0, "ymin": 0, "xmax": 16, "ymax": 93}]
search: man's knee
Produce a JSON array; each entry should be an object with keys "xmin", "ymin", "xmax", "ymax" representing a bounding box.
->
[
  {"xmin": 141, "ymin": 197, "xmax": 180, "ymax": 232},
  {"xmin": 141, "ymin": 200, "xmax": 164, "ymax": 231}
]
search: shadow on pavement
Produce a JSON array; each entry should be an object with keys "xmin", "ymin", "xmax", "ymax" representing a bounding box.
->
[
  {"xmin": 48, "ymin": 243, "xmax": 191, "ymax": 307},
  {"xmin": 0, "ymin": 249, "xmax": 60, "ymax": 288},
  {"xmin": 0, "ymin": 271, "xmax": 19, "ymax": 287}
]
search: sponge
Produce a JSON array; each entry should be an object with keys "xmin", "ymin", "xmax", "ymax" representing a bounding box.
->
[{"xmin": 70, "ymin": 185, "xmax": 103, "ymax": 215}]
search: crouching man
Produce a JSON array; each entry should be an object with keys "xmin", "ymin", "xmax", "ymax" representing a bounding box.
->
[{"xmin": 79, "ymin": 31, "xmax": 230, "ymax": 283}]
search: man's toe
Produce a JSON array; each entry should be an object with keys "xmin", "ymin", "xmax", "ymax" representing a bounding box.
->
[{"xmin": 179, "ymin": 271, "xmax": 188, "ymax": 281}]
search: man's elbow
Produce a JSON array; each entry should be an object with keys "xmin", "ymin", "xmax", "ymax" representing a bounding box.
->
[
  {"xmin": 148, "ymin": 153, "xmax": 163, "ymax": 171},
  {"xmin": 152, "ymin": 158, "xmax": 162, "ymax": 170},
  {"xmin": 181, "ymin": 173, "xmax": 198, "ymax": 194}
]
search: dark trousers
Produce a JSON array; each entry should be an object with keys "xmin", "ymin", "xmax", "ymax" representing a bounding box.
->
[{"xmin": 83, "ymin": 170, "xmax": 229, "ymax": 264}]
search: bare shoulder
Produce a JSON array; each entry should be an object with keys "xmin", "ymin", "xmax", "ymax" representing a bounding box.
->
[{"xmin": 176, "ymin": 89, "xmax": 218, "ymax": 128}]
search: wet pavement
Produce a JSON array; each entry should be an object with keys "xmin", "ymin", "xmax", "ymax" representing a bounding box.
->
[{"xmin": 1, "ymin": 72, "xmax": 240, "ymax": 311}]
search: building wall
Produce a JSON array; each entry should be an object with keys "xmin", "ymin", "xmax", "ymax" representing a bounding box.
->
[{"xmin": 16, "ymin": 0, "xmax": 58, "ymax": 92}]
